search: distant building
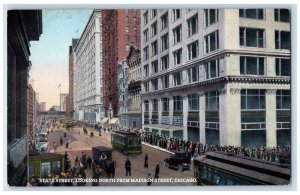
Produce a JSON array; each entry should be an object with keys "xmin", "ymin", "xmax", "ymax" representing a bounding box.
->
[
  {"xmin": 7, "ymin": 10, "xmax": 42, "ymax": 186},
  {"xmin": 67, "ymin": 38, "xmax": 79, "ymax": 119},
  {"xmin": 102, "ymin": 9, "xmax": 141, "ymax": 118},
  {"xmin": 117, "ymin": 58, "xmax": 128, "ymax": 126},
  {"xmin": 59, "ymin": 93, "xmax": 68, "ymax": 111},
  {"xmin": 127, "ymin": 45, "xmax": 142, "ymax": 128},
  {"xmin": 74, "ymin": 10, "xmax": 104, "ymax": 122},
  {"xmin": 39, "ymin": 102, "xmax": 46, "ymax": 112}
]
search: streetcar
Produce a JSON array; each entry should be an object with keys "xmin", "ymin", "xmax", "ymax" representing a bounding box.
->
[
  {"xmin": 111, "ymin": 130, "xmax": 142, "ymax": 154},
  {"xmin": 193, "ymin": 151, "xmax": 291, "ymax": 185}
]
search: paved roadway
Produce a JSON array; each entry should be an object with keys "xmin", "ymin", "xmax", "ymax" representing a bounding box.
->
[{"xmin": 47, "ymin": 127, "xmax": 195, "ymax": 186}]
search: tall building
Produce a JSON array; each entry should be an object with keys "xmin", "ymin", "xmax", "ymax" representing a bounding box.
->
[
  {"xmin": 117, "ymin": 58, "xmax": 128, "ymax": 126},
  {"xmin": 74, "ymin": 10, "xmax": 104, "ymax": 122},
  {"xmin": 39, "ymin": 102, "xmax": 46, "ymax": 112},
  {"xmin": 102, "ymin": 9, "xmax": 141, "ymax": 118},
  {"xmin": 59, "ymin": 93, "xmax": 68, "ymax": 111},
  {"xmin": 141, "ymin": 9, "xmax": 291, "ymax": 147},
  {"xmin": 7, "ymin": 10, "xmax": 42, "ymax": 186},
  {"xmin": 67, "ymin": 38, "xmax": 79, "ymax": 119},
  {"xmin": 127, "ymin": 45, "xmax": 142, "ymax": 128}
]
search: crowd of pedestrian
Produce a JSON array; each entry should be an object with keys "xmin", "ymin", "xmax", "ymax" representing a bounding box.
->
[{"xmin": 142, "ymin": 132, "xmax": 291, "ymax": 164}]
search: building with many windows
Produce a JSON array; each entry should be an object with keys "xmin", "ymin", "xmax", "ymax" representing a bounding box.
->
[
  {"xmin": 74, "ymin": 10, "xmax": 104, "ymax": 122},
  {"xmin": 117, "ymin": 59, "xmax": 128, "ymax": 126},
  {"xmin": 102, "ymin": 9, "xmax": 141, "ymax": 119},
  {"xmin": 127, "ymin": 45, "xmax": 142, "ymax": 128},
  {"xmin": 141, "ymin": 9, "xmax": 291, "ymax": 147}
]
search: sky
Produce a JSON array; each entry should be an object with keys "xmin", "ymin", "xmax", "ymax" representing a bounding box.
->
[{"xmin": 29, "ymin": 9, "xmax": 92, "ymax": 110}]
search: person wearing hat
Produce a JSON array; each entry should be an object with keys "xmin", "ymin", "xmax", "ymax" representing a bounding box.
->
[
  {"xmin": 125, "ymin": 157, "xmax": 131, "ymax": 176},
  {"xmin": 154, "ymin": 163, "xmax": 160, "ymax": 178}
]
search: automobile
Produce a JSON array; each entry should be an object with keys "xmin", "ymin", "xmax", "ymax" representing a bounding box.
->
[
  {"xmin": 35, "ymin": 138, "xmax": 48, "ymax": 153},
  {"xmin": 164, "ymin": 151, "xmax": 192, "ymax": 172}
]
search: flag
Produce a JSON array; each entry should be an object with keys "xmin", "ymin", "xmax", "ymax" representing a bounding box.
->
[{"xmin": 58, "ymin": 84, "xmax": 61, "ymax": 89}]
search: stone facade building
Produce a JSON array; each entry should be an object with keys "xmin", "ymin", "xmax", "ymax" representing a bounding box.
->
[
  {"xmin": 141, "ymin": 9, "xmax": 290, "ymax": 147},
  {"xmin": 117, "ymin": 59, "xmax": 128, "ymax": 126},
  {"xmin": 7, "ymin": 10, "xmax": 42, "ymax": 186},
  {"xmin": 127, "ymin": 45, "xmax": 142, "ymax": 128},
  {"xmin": 74, "ymin": 10, "xmax": 104, "ymax": 122}
]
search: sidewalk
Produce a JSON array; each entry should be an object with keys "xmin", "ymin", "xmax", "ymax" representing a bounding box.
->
[{"xmin": 142, "ymin": 142, "xmax": 174, "ymax": 155}]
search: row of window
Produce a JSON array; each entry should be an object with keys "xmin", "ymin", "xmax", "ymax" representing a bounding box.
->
[
  {"xmin": 143, "ymin": 28, "xmax": 290, "ymax": 62},
  {"xmin": 143, "ymin": 57, "xmax": 290, "ymax": 86},
  {"xmin": 143, "ymin": 89, "xmax": 290, "ymax": 113}
]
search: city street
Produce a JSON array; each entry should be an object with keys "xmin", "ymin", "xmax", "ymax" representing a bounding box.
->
[{"xmin": 47, "ymin": 126, "xmax": 195, "ymax": 186}]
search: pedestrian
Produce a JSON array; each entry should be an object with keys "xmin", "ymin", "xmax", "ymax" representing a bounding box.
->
[
  {"xmin": 125, "ymin": 157, "xmax": 131, "ymax": 176},
  {"xmin": 154, "ymin": 163, "xmax": 160, "ymax": 178},
  {"xmin": 60, "ymin": 137, "xmax": 63, "ymax": 146},
  {"xmin": 87, "ymin": 155, "xmax": 92, "ymax": 169},
  {"xmin": 144, "ymin": 154, "xmax": 148, "ymax": 168},
  {"xmin": 110, "ymin": 161, "xmax": 116, "ymax": 178}
]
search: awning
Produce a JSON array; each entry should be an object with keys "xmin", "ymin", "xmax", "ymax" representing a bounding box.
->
[
  {"xmin": 109, "ymin": 117, "xmax": 119, "ymax": 124},
  {"xmin": 101, "ymin": 118, "xmax": 109, "ymax": 124},
  {"xmin": 143, "ymin": 124, "xmax": 183, "ymax": 131}
]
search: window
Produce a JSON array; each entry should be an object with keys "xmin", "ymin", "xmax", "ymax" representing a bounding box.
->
[
  {"xmin": 151, "ymin": 60, "xmax": 158, "ymax": 73},
  {"xmin": 173, "ymin": 71, "xmax": 182, "ymax": 86},
  {"xmin": 143, "ymin": 11, "xmax": 148, "ymax": 25},
  {"xmin": 125, "ymin": 35, "xmax": 129, "ymax": 43},
  {"xmin": 188, "ymin": 65, "xmax": 199, "ymax": 83},
  {"xmin": 173, "ymin": 48, "xmax": 182, "ymax": 65},
  {"xmin": 162, "ymin": 75, "xmax": 169, "ymax": 89},
  {"xmin": 205, "ymin": 91, "xmax": 219, "ymax": 111},
  {"xmin": 151, "ymin": 9, "xmax": 157, "ymax": 18},
  {"xmin": 161, "ymin": 33, "xmax": 169, "ymax": 51},
  {"xmin": 143, "ymin": 29, "xmax": 149, "ymax": 43},
  {"xmin": 188, "ymin": 94, "xmax": 199, "ymax": 111},
  {"xmin": 161, "ymin": 13, "xmax": 168, "ymax": 30},
  {"xmin": 187, "ymin": 41, "xmax": 199, "ymax": 60},
  {"xmin": 204, "ymin": 9, "xmax": 218, "ymax": 27},
  {"xmin": 187, "ymin": 14, "xmax": 198, "ymax": 37},
  {"xmin": 240, "ymin": 27, "xmax": 264, "ymax": 48},
  {"xmin": 173, "ymin": 25, "xmax": 182, "ymax": 44},
  {"xmin": 144, "ymin": 100, "xmax": 149, "ymax": 111},
  {"xmin": 241, "ymin": 89, "xmax": 266, "ymax": 110},
  {"xmin": 125, "ymin": 16, "xmax": 129, "ymax": 24},
  {"xmin": 274, "ymin": 9, "xmax": 290, "ymax": 22},
  {"xmin": 133, "ymin": 27, "xmax": 137, "ymax": 33},
  {"xmin": 143, "ymin": 46, "xmax": 149, "ymax": 61},
  {"xmin": 125, "ymin": 26, "xmax": 129, "ymax": 33},
  {"xmin": 125, "ymin": 44, "xmax": 130, "ymax": 51},
  {"xmin": 133, "ymin": 17, "xmax": 137, "ymax": 24},
  {"xmin": 276, "ymin": 90, "xmax": 291, "ymax": 109},
  {"xmin": 204, "ymin": 30, "xmax": 219, "ymax": 53},
  {"xmin": 143, "ymin": 64, "xmax": 149, "ymax": 77},
  {"xmin": 276, "ymin": 58, "xmax": 290, "ymax": 76},
  {"xmin": 152, "ymin": 78, "xmax": 158, "ymax": 91},
  {"xmin": 240, "ymin": 56, "xmax": 265, "ymax": 75},
  {"xmin": 206, "ymin": 59, "xmax": 220, "ymax": 79},
  {"xmin": 151, "ymin": 22, "xmax": 157, "ymax": 37},
  {"xmin": 144, "ymin": 82, "xmax": 149, "ymax": 92},
  {"xmin": 151, "ymin": 40, "xmax": 158, "ymax": 56},
  {"xmin": 174, "ymin": 96, "xmax": 183, "ymax": 112},
  {"xmin": 153, "ymin": 99, "xmax": 158, "ymax": 111},
  {"xmin": 161, "ymin": 55, "xmax": 169, "ymax": 70},
  {"xmin": 173, "ymin": 9, "xmax": 181, "ymax": 21},
  {"xmin": 239, "ymin": 9, "xmax": 264, "ymax": 19},
  {"xmin": 275, "ymin": 30, "xmax": 291, "ymax": 49},
  {"xmin": 162, "ymin": 97, "xmax": 169, "ymax": 112}
]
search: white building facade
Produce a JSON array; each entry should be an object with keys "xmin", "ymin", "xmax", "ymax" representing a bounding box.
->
[
  {"xmin": 74, "ymin": 10, "xmax": 104, "ymax": 122},
  {"xmin": 141, "ymin": 9, "xmax": 291, "ymax": 147}
]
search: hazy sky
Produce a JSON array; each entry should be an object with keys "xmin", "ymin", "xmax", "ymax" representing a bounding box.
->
[{"xmin": 29, "ymin": 9, "xmax": 92, "ymax": 110}]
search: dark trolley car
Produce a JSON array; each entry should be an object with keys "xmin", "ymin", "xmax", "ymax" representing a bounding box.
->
[
  {"xmin": 193, "ymin": 151, "xmax": 291, "ymax": 185},
  {"xmin": 111, "ymin": 130, "xmax": 142, "ymax": 154}
]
